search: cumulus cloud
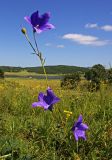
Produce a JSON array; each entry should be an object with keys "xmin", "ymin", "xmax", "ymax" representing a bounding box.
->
[
  {"xmin": 63, "ymin": 33, "xmax": 109, "ymax": 46},
  {"xmin": 56, "ymin": 45, "xmax": 65, "ymax": 48},
  {"xmin": 85, "ymin": 23, "xmax": 98, "ymax": 29},
  {"xmin": 85, "ymin": 23, "xmax": 112, "ymax": 31},
  {"xmin": 101, "ymin": 25, "xmax": 112, "ymax": 31}
]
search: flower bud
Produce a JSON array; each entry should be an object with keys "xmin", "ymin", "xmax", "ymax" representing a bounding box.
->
[{"xmin": 21, "ymin": 28, "xmax": 27, "ymax": 34}]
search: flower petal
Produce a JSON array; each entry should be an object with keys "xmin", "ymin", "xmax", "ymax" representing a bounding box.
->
[
  {"xmin": 75, "ymin": 129, "xmax": 86, "ymax": 140},
  {"xmin": 38, "ymin": 92, "xmax": 44, "ymax": 101},
  {"xmin": 38, "ymin": 23, "xmax": 55, "ymax": 32},
  {"xmin": 34, "ymin": 25, "xmax": 54, "ymax": 33},
  {"xmin": 34, "ymin": 27, "xmax": 43, "ymax": 33},
  {"xmin": 74, "ymin": 131, "xmax": 79, "ymax": 141},
  {"xmin": 77, "ymin": 115, "xmax": 83, "ymax": 123},
  {"xmin": 44, "ymin": 23, "xmax": 55, "ymax": 29},
  {"xmin": 31, "ymin": 10, "xmax": 40, "ymax": 26},
  {"xmin": 52, "ymin": 96, "xmax": 60, "ymax": 104},
  {"xmin": 72, "ymin": 115, "xmax": 83, "ymax": 129},
  {"xmin": 43, "ymin": 87, "xmax": 55, "ymax": 105},
  {"xmin": 24, "ymin": 16, "xmax": 31, "ymax": 25},
  {"xmin": 47, "ymin": 87, "xmax": 56, "ymax": 98},
  {"xmin": 39, "ymin": 12, "xmax": 51, "ymax": 26},
  {"xmin": 32, "ymin": 101, "xmax": 43, "ymax": 108},
  {"xmin": 79, "ymin": 123, "xmax": 89, "ymax": 131},
  {"xmin": 43, "ymin": 104, "xmax": 50, "ymax": 110}
]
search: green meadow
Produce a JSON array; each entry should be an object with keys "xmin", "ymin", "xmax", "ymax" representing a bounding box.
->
[{"xmin": 0, "ymin": 79, "xmax": 112, "ymax": 160}]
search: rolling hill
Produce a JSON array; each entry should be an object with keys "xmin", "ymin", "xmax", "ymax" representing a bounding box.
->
[{"xmin": 0, "ymin": 65, "xmax": 89, "ymax": 74}]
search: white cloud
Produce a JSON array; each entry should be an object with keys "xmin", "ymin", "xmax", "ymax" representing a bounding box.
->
[
  {"xmin": 56, "ymin": 45, "xmax": 65, "ymax": 48},
  {"xmin": 45, "ymin": 43, "xmax": 65, "ymax": 48},
  {"xmin": 85, "ymin": 23, "xmax": 112, "ymax": 32},
  {"xmin": 101, "ymin": 25, "xmax": 112, "ymax": 31},
  {"xmin": 45, "ymin": 43, "xmax": 52, "ymax": 46},
  {"xmin": 85, "ymin": 23, "xmax": 98, "ymax": 29},
  {"xmin": 63, "ymin": 33, "xmax": 109, "ymax": 46}
]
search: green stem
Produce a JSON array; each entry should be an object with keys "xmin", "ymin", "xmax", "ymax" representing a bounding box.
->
[
  {"xmin": 33, "ymin": 32, "xmax": 48, "ymax": 87},
  {"xmin": 25, "ymin": 34, "xmax": 37, "ymax": 54},
  {"xmin": 33, "ymin": 31, "xmax": 39, "ymax": 53},
  {"xmin": 0, "ymin": 153, "xmax": 11, "ymax": 159},
  {"xmin": 24, "ymin": 32, "xmax": 49, "ymax": 87},
  {"xmin": 40, "ymin": 59, "xmax": 48, "ymax": 87},
  {"xmin": 76, "ymin": 141, "xmax": 78, "ymax": 153}
]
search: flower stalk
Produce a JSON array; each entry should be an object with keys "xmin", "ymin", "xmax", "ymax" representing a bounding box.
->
[
  {"xmin": 76, "ymin": 141, "xmax": 78, "ymax": 153},
  {"xmin": 33, "ymin": 31, "xmax": 48, "ymax": 86},
  {"xmin": 22, "ymin": 29, "xmax": 48, "ymax": 87},
  {"xmin": 24, "ymin": 33, "xmax": 36, "ymax": 54},
  {"xmin": 22, "ymin": 10, "xmax": 55, "ymax": 87}
]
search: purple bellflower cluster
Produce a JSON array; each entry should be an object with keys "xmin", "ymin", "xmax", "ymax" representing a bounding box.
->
[{"xmin": 22, "ymin": 10, "xmax": 89, "ymax": 144}]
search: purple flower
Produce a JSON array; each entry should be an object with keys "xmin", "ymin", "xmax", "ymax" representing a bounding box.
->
[
  {"xmin": 72, "ymin": 115, "xmax": 88, "ymax": 141},
  {"xmin": 24, "ymin": 10, "xmax": 55, "ymax": 33},
  {"xmin": 32, "ymin": 87, "xmax": 60, "ymax": 111}
]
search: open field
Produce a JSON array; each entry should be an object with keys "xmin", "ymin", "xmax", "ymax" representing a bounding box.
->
[
  {"xmin": 4, "ymin": 71, "xmax": 63, "ymax": 80},
  {"xmin": 5, "ymin": 71, "xmax": 62, "ymax": 77},
  {"xmin": 0, "ymin": 79, "xmax": 112, "ymax": 159}
]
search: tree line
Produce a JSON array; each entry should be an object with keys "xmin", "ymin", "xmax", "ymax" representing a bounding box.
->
[
  {"xmin": 61, "ymin": 64, "xmax": 112, "ymax": 91},
  {"xmin": 0, "ymin": 65, "xmax": 88, "ymax": 74}
]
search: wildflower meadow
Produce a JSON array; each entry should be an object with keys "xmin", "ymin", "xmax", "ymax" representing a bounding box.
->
[{"xmin": 0, "ymin": 9, "xmax": 112, "ymax": 160}]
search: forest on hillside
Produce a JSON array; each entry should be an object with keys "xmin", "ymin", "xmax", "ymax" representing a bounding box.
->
[{"xmin": 0, "ymin": 65, "xmax": 89, "ymax": 74}]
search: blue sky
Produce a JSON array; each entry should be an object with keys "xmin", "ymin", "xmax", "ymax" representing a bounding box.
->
[{"xmin": 0, "ymin": 0, "xmax": 112, "ymax": 67}]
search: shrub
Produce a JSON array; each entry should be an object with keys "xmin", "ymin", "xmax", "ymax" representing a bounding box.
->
[
  {"xmin": 0, "ymin": 69, "xmax": 4, "ymax": 79},
  {"xmin": 61, "ymin": 73, "xmax": 81, "ymax": 89}
]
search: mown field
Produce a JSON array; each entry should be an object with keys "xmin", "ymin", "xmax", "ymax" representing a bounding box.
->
[{"xmin": 0, "ymin": 79, "xmax": 112, "ymax": 160}]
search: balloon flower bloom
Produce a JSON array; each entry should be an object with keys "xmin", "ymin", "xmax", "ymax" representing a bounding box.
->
[
  {"xmin": 72, "ymin": 115, "xmax": 88, "ymax": 141},
  {"xmin": 32, "ymin": 87, "xmax": 60, "ymax": 111},
  {"xmin": 24, "ymin": 10, "xmax": 55, "ymax": 33}
]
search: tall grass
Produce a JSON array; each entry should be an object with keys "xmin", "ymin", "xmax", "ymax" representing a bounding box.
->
[{"xmin": 0, "ymin": 79, "xmax": 112, "ymax": 159}]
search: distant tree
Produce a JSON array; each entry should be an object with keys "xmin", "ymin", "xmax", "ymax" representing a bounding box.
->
[
  {"xmin": 85, "ymin": 64, "xmax": 106, "ymax": 91},
  {"xmin": 92, "ymin": 64, "xmax": 106, "ymax": 81},
  {"xmin": 85, "ymin": 69, "xmax": 93, "ymax": 81},
  {"xmin": 85, "ymin": 64, "xmax": 106, "ymax": 82},
  {"xmin": 0, "ymin": 69, "xmax": 4, "ymax": 78},
  {"xmin": 107, "ymin": 68, "xmax": 112, "ymax": 83}
]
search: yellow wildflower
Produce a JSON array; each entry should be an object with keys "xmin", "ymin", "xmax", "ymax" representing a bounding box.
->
[{"xmin": 64, "ymin": 110, "xmax": 72, "ymax": 120}]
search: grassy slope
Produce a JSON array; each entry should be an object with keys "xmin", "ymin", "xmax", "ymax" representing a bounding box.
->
[{"xmin": 0, "ymin": 79, "xmax": 112, "ymax": 159}]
